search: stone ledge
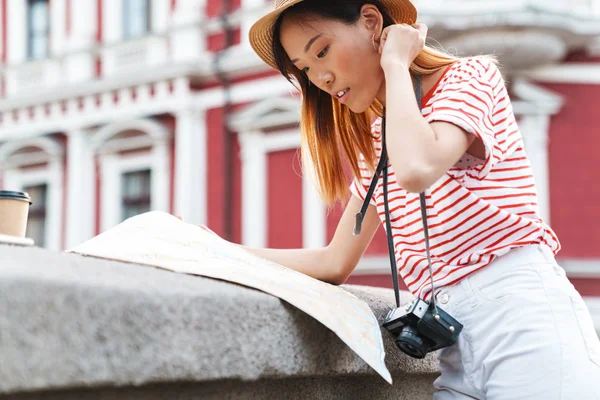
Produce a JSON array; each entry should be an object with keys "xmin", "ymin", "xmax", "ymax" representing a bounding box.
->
[{"xmin": 0, "ymin": 245, "xmax": 439, "ymax": 398}]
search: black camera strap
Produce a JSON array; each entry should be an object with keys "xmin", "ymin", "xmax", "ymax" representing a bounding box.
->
[{"xmin": 354, "ymin": 74, "xmax": 438, "ymax": 311}]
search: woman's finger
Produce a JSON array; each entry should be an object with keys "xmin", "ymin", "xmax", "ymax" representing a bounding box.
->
[
  {"xmin": 378, "ymin": 26, "xmax": 392, "ymax": 53},
  {"xmin": 199, "ymin": 225, "xmax": 219, "ymax": 236},
  {"xmin": 415, "ymin": 23, "xmax": 428, "ymax": 42}
]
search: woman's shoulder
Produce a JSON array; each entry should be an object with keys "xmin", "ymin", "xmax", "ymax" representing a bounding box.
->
[
  {"xmin": 446, "ymin": 55, "xmax": 501, "ymax": 82},
  {"xmin": 429, "ymin": 56, "xmax": 505, "ymax": 103}
]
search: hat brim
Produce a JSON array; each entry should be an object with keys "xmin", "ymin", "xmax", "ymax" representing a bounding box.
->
[{"xmin": 249, "ymin": 0, "xmax": 418, "ymax": 70}]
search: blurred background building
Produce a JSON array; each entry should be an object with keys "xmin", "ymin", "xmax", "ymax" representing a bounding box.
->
[{"xmin": 0, "ymin": 0, "xmax": 599, "ymax": 329}]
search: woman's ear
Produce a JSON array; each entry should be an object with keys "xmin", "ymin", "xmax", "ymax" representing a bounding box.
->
[{"xmin": 359, "ymin": 4, "xmax": 384, "ymax": 41}]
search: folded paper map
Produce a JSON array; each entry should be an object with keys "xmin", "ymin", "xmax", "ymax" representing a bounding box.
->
[{"xmin": 68, "ymin": 211, "xmax": 391, "ymax": 383}]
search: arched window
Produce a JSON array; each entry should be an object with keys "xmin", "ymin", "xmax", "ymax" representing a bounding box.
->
[
  {"xmin": 0, "ymin": 137, "xmax": 64, "ymax": 249},
  {"xmin": 90, "ymin": 118, "xmax": 170, "ymax": 233}
]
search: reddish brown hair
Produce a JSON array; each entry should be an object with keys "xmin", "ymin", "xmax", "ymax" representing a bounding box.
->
[{"xmin": 273, "ymin": 0, "xmax": 458, "ymax": 205}]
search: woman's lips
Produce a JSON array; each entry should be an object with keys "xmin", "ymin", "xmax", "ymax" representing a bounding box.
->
[{"xmin": 336, "ymin": 88, "xmax": 350, "ymax": 104}]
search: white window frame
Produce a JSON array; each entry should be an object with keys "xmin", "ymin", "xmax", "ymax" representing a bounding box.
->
[
  {"xmin": 0, "ymin": 137, "xmax": 64, "ymax": 251},
  {"xmin": 122, "ymin": 0, "xmax": 151, "ymax": 39},
  {"xmin": 17, "ymin": 174, "xmax": 51, "ymax": 247},
  {"xmin": 230, "ymin": 97, "xmax": 326, "ymax": 250},
  {"xmin": 91, "ymin": 118, "xmax": 170, "ymax": 233},
  {"xmin": 237, "ymin": 128, "xmax": 326, "ymax": 250},
  {"xmin": 26, "ymin": 0, "xmax": 51, "ymax": 60},
  {"xmin": 100, "ymin": 152, "xmax": 155, "ymax": 231}
]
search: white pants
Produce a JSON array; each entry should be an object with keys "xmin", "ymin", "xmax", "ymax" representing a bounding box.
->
[{"xmin": 433, "ymin": 245, "xmax": 600, "ymax": 399}]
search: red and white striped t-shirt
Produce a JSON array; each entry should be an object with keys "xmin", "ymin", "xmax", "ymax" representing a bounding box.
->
[{"xmin": 351, "ymin": 56, "xmax": 560, "ymax": 301}]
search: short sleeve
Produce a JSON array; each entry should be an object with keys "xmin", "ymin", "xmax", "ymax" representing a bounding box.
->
[
  {"xmin": 349, "ymin": 120, "xmax": 382, "ymax": 207},
  {"xmin": 425, "ymin": 58, "xmax": 511, "ymax": 179},
  {"xmin": 350, "ymin": 177, "xmax": 377, "ymax": 207}
]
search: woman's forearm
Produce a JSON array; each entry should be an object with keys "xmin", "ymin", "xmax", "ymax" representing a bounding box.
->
[{"xmin": 241, "ymin": 246, "xmax": 342, "ymax": 284}]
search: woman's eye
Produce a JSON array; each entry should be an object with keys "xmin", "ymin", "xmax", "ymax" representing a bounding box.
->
[
  {"xmin": 317, "ymin": 46, "xmax": 329, "ymax": 58},
  {"xmin": 302, "ymin": 67, "xmax": 310, "ymax": 74}
]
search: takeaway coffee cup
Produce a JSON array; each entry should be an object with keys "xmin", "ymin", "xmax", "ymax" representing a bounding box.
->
[{"xmin": 0, "ymin": 190, "xmax": 32, "ymax": 238}]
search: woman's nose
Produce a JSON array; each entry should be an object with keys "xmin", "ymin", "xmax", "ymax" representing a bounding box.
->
[{"xmin": 316, "ymin": 71, "xmax": 334, "ymax": 88}]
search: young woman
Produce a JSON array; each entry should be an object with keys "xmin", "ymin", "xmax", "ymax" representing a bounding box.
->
[{"xmin": 237, "ymin": 0, "xmax": 600, "ymax": 397}]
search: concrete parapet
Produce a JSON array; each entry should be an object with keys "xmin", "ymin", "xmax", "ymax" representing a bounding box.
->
[{"xmin": 0, "ymin": 245, "xmax": 439, "ymax": 399}]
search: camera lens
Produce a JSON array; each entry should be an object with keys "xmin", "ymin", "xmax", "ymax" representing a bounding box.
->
[{"xmin": 396, "ymin": 325, "xmax": 430, "ymax": 359}]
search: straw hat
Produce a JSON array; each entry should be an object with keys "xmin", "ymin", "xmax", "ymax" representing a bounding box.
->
[{"xmin": 249, "ymin": 0, "xmax": 418, "ymax": 70}]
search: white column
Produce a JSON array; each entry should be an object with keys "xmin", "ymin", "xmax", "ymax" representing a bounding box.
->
[
  {"xmin": 103, "ymin": 0, "xmax": 123, "ymax": 43},
  {"xmin": 302, "ymin": 177, "xmax": 326, "ymax": 248},
  {"xmin": 70, "ymin": 0, "xmax": 96, "ymax": 48},
  {"xmin": 99, "ymin": 152, "xmax": 120, "ymax": 232},
  {"xmin": 151, "ymin": 138, "xmax": 170, "ymax": 213},
  {"xmin": 45, "ymin": 156, "xmax": 64, "ymax": 251},
  {"xmin": 239, "ymin": 131, "xmax": 267, "ymax": 248},
  {"xmin": 0, "ymin": 2, "xmax": 4, "ymax": 60},
  {"xmin": 7, "ymin": 0, "xmax": 27, "ymax": 64},
  {"xmin": 520, "ymin": 114, "xmax": 551, "ymax": 224},
  {"xmin": 154, "ymin": 80, "xmax": 170, "ymax": 99},
  {"xmin": 50, "ymin": 0, "xmax": 66, "ymax": 56},
  {"xmin": 174, "ymin": 107, "xmax": 207, "ymax": 225},
  {"xmin": 170, "ymin": 0, "xmax": 206, "ymax": 61},
  {"xmin": 240, "ymin": 0, "xmax": 266, "ymax": 48},
  {"xmin": 2, "ymin": 169, "xmax": 19, "ymax": 191},
  {"xmin": 118, "ymin": 87, "xmax": 134, "ymax": 106},
  {"xmin": 171, "ymin": 0, "xmax": 206, "ymax": 23},
  {"xmin": 137, "ymin": 83, "xmax": 152, "ymax": 103},
  {"xmin": 65, "ymin": 129, "xmax": 96, "ymax": 249},
  {"xmin": 65, "ymin": 0, "xmax": 95, "ymax": 83},
  {"xmin": 151, "ymin": 0, "xmax": 170, "ymax": 34}
]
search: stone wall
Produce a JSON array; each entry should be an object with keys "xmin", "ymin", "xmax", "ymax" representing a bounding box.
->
[{"xmin": 0, "ymin": 245, "xmax": 439, "ymax": 399}]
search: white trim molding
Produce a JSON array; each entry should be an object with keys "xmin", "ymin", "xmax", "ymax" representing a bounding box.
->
[
  {"xmin": 415, "ymin": 0, "xmax": 600, "ymax": 34},
  {"xmin": 560, "ymin": 259, "xmax": 600, "ymax": 278},
  {"xmin": 1, "ymin": 78, "xmax": 186, "ymax": 140},
  {"xmin": 520, "ymin": 63, "xmax": 600, "ymax": 85},
  {"xmin": 228, "ymin": 93, "xmax": 301, "ymax": 133},
  {"xmin": 0, "ymin": 136, "xmax": 63, "ymax": 162},
  {"xmin": 194, "ymin": 74, "xmax": 295, "ymax": 111},
  {"xmin": 90, "ymin": 118, "xmax": 170, "ymax": 149},
  {"xmin": 443, "ymin": 30, "xmax": 568, "ymax": 71},
  {"xmin": 354, "ymin": 256, "xmax": 391, "ymax": 275},
  {"xmin": 0, "ymin": 137, "xmax": 65, "ymax": 251}
]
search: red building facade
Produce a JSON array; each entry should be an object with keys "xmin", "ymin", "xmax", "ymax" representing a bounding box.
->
[{"xmin": 1, "ymin": 0, "xmax": 599, "ymax": 329}]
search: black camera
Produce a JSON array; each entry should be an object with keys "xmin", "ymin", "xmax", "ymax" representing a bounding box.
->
[{"xmin": 382, "ymin": 298, "xmax": 463, "ymax": 359}]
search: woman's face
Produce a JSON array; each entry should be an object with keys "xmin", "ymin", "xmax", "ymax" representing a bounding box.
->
[{"xmin": 278, "ymin": 8, "xmax": 385, "ymax": 113}]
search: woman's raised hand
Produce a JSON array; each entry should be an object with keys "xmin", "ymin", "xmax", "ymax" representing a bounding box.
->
[{"xmin": 378, "ymin": 23, "xmax": 427, "ymax": 71}]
